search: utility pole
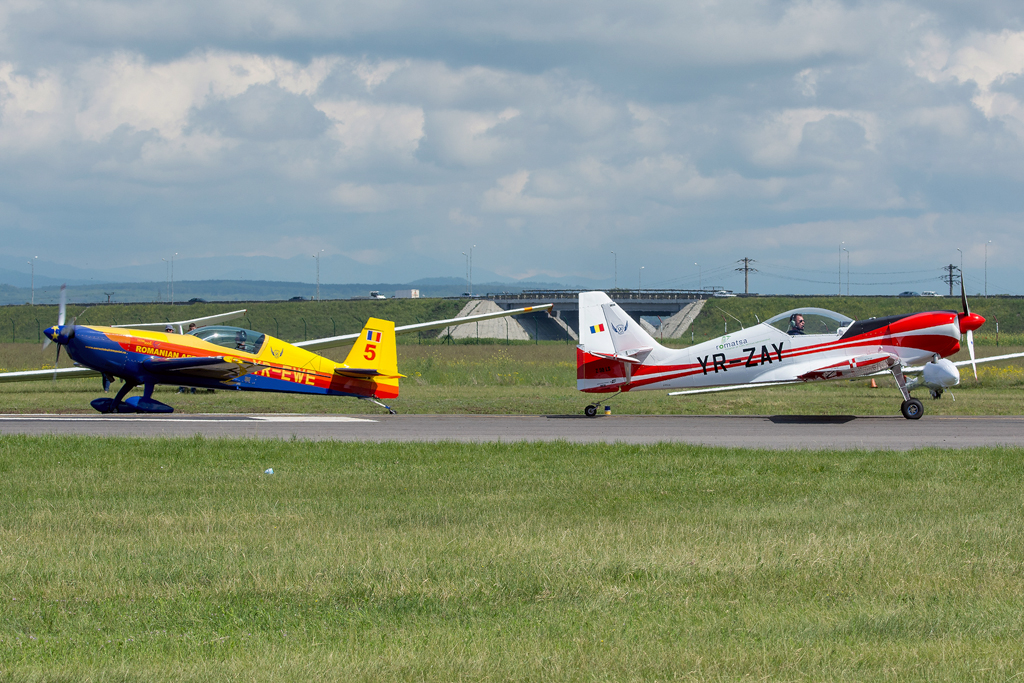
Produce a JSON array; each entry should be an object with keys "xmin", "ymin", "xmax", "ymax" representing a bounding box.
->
[
  {"xmin": 611, "ymin": 251, "xmax": 616, "ymax": 289},
  {"xmin": 941, "ymin": 264, "xmax": 961, "ymax": 296},
  {"xmin": 735, "ymin": 258, "xmax": 757, "ymax": 294},
  {"xmin": 171, "ymin": 252, "xmax": 177, "ymax": 306}
]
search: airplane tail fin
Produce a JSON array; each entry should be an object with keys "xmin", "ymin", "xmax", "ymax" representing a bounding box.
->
[
  {"xmin": 333, "ymin": 318, "xmax": 403, "ymax": 399},
  {"xmin": 577, "ymin": 291, "xmax": 663, "ymax": 393}
]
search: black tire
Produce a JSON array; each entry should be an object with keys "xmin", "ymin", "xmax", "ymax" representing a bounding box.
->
[
  {"xmin": 900, "ymin": 398, "xmax": 924, "ymax": 420},
  {"xmin": 584, "ymin": 405, "xmax": 598, "ymax": 417}
]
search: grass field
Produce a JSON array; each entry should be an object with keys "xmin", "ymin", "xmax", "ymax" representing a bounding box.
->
[
  {"xmin": 2, "ymin": 437, "xmax": 1024, "ymax": 680},
  {"xmin": 2, "ymin": 342, "xmax": 1023, "ymax": 416}
]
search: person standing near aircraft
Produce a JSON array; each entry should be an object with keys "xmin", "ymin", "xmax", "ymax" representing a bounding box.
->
[{"xmin": 788, "ymin": 314, "xmax": 806, "ymax": 335}]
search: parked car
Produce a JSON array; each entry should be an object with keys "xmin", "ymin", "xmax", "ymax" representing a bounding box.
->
[
  {"xmin": 187, "ymin": 297, "xmax": 207, "ymax": 303},
  {"xmin": 289, "ymin": 296, "xmax": 307, "ymax": 301},
  {"xmin": 921, "ymin": 291, "xmax": 942, "ymax": 297},
  {"xmin": 897, "ymin": 291, "xmax": 920, "ymax": 297}
]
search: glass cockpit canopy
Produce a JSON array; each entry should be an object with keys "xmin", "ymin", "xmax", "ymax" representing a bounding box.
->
[
  {"xmin": 764, "ymin": 308, "xmax": 853, "ymax": 336},
  {"xmin": 187, "ymin": 326, "xmax": 266, "ymax": 354}
]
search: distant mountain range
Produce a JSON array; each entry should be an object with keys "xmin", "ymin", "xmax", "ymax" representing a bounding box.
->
[
  {"xmin": 0, "ymin": 253, "xmax": 617, "ymax": 304},
  {"xmin": 0, "ymin": 253, "xmax": 613, "ymax": 291},
  {"xmin": 0, "ymin": 277, "xmax": 600, "ymax": 306}
]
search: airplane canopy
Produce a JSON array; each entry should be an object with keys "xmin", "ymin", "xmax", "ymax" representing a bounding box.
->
[
  {"xmin": 764, "ymin": 308, "xmax": 853, "ymax": 336},
  {"xmin": 188, "ymin": 325, "xmax": 266, "ymax": 354}
]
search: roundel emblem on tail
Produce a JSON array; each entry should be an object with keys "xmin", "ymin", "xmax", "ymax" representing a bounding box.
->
[{"xmin": 613, "ymin": 322, "xmax": 628, "ymax": 334}]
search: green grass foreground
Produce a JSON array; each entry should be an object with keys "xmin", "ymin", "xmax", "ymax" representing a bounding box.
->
[{"xmin": 2, "ymin": 437, "xmax": 1024, "ymax": 681}]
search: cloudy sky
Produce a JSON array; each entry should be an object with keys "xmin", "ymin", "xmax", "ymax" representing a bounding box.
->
[{"xmin": 1, "ymin": 0, "xmax": 1023, "ymax": 295}]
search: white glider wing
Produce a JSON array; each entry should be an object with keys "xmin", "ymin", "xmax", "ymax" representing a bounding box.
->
[{"xmin": 295, "ymin": 304, "xmax": 553, "ymax": 352}]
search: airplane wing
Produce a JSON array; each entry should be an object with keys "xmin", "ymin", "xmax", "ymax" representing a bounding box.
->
[
  {"xmin": 668, "ymin": 380, "xmax": 801, "ymax": 396},
  {"xmin": 112, "ymin": 309, "xmax": 247, "ymax": 333},
  {"xmin": 294, "ymin": 304, "xmax": 554, "ymax": 351},
  {"xmin": 884, "ymin": 351, "xmax": 1024, "ymax": 375},
  {"xmin": 140, "ymin": 355, "xmax": 271, "ymax": 381},
  {"xmin": 0, "ymin": 366, "xmax": 100, "ymax": 383}
]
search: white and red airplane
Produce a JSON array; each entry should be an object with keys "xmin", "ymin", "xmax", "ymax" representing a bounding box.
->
[{"xmin": 576, "ymin": 281, "xmax": 1023, "ymax": 419}]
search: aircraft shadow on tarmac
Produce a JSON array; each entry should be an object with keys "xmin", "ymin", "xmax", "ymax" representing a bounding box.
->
[{"xmin": 545, "ymin": 415, "xmax": 860, "ymax": 423}]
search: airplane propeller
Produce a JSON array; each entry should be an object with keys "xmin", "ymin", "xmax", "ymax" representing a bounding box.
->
[
  {"xmin": 42, "ymin": 284, "xmax": 76, "ymax": 381},
  {"xmin": 957, "ymin": 273, "xmax": 985, "ymax": 380}
]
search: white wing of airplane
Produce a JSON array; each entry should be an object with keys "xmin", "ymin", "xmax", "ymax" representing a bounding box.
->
[
  {"xmin": 294, "ymin": 304, "xmax": 553, "ymax": 351},
  {"xmin": 0, "ymin": 366, "xmax": 101, "ymax": 383},
  {"xmin": 113, "ymin": 309, "xmax": 247, "ymax": 334},
  {"xmin": 898, "ymin": 351, "xmax": 1024, "ymax": 373}
]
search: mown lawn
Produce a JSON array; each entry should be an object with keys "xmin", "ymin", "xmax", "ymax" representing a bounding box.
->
[{"xmin": 2, "ymin": 437, "xmax": 1024, "ymax": 680}]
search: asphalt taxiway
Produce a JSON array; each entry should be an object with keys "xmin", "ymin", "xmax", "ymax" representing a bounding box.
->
[{"xmin": 1, "ymin": 413, "xmax": 1022, "ymax": 450}]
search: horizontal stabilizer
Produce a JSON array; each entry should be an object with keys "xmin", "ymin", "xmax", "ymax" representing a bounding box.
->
[
  {"xmin": 590, "ymin": 350, "xmax": 648, "ymax": 365},
  {"xmin": 334, "ymin": 368, "xmax": 405, "ymax": 379}
]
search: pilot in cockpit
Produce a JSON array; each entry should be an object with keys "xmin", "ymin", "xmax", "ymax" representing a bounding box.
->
[
  {"xmin": 788, "ymin": 314, "xmax": 806, "ymax": 335},
  {"xmin": 235, "ymin": 329, "xmax": 247, "ymax": 349}
]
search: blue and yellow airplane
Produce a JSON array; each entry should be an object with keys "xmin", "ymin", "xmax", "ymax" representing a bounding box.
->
[{"xmin": 0, "ymin": 286, "xmax": 551, "ymax": 414}]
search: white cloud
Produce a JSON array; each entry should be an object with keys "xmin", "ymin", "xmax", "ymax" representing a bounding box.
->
[
  {"xmin": 913, "ymin": 29, "xmax": 1024, "ymax": 138},
  {"xmin": 746, "ymin": 108, "xmax": 880, "ymax": 166}
]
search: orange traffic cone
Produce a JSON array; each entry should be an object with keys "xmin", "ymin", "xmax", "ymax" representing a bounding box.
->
[{"xmin": 870, "ymin": 378, "xmax": 877, "ymax": 388}]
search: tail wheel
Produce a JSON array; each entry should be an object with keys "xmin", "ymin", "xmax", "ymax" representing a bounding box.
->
[
  {"xmin": 584, "ymin": 405, "xmax": 598, "ymax": 417},
  {"xmin": 900, "ymin": 398, "xmax": 924, "ymax": 420}
]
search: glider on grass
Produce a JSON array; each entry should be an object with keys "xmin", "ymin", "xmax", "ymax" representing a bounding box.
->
[
  {"xmin": 0, "ymin": 287, "xmax": 551, "ymax": 414},
  {"xmin": 576, "ymin": 278, "xmax": 1024, "ymax": 419}
]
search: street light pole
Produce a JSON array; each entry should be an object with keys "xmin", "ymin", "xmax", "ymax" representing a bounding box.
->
[
  {"xmin": 985, "ymin": 240, "xmax": 991, "ymax": 297},
  {"xmin": 315, "ymin": 250, "xmax": 323, "ymax": 301},
  {"xmin": 611, "ymin": 251, "xmax": 616, "ymax": 289},
  {"xmin": 839, "ymin": 242, "xmax": 844, "ymax": 296},
  {"xmin": 842, "ymin": 247, "xmax": 849, "ymax": 296},
  {"xmin": 162, "ymin": 258, "xmax": 168, "ymax": 302},
  {"xmin": 638, "ymin": 266, "xmax": 644, "ymax": 296},
  {"xmin": 28, "ymin": 256, "xmax": 37, "ymax": 305},
  {"xmin": 462, "ymin": 252, "xmax": 469, "ymax": 295},
  {"xmin": 695, "ymin": 262, "xmax": 700, "ymax": 290},
  {"xmin": 957, "ymin": 247, "xmax": 963, "ymax": 291},
  {"xmin": 470, "ymin": 245, "xmax": 475, "ymax": 297},
  {"xmin": 171, "ymin": 252, "xmax": 178, "ymax": 306}
]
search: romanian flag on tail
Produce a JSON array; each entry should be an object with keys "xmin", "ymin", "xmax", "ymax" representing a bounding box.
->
[
  {"xmin": 589, "ymin": 323, "xmax": 605, "ymax": 334},
  {"xmin": 366, "ymin": 330, "xmax": 382, "ymax": 342}
]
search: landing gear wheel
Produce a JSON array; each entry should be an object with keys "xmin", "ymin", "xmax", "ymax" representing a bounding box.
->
[
  {"xmin": 584, "ymin": 405, "xmax": 598, "ymax": 417},
  {"xmin": 900, "ymin": 398, "xmax": 924, "ymax": 420}
]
